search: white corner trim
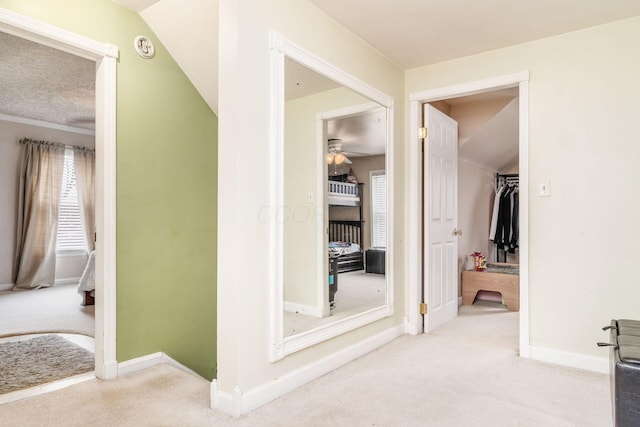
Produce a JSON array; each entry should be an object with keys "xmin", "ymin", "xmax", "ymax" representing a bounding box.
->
[
  {"xmin": 117, "ymin": 352, "xmax": 200, "ymax": 378},
  {"xmin": 214, "ymin": 324, "xmax": 404, "ymax": 417},
  {"xmin": 0, "ymin": 283, "xmax": 13, "ymax": 291},
  {"xmin": 283, "ymin": 301, "xmax": 323, "ymax": 318},
  {"xmin": 529, "ymin": 346, "xmax": 609, "ymax": 374},
  {"xmin": 211, "ymin": 381, "xmax": 242, "ymax": 418},
  {"xmin": 0, "ymin": 113, "xmax": 96, "ymax": 136},
  {"xmin": 404, "ymin": 316, "xmax": 421, "ymax": 335},
  {"xmin": 102, "ymin": 360, "xmax": 118, "ymax": 379}
]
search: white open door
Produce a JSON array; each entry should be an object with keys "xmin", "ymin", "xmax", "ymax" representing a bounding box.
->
[{"xmin": 423, "ymin": 104, "xmax": 459, "ymax": 332}]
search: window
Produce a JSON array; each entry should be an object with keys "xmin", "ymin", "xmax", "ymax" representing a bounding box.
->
[
  {"xmin": 370, "ymin": 170, "xmax": 387, "ymax": 249},
  {"xmin": 57, "ymin": 148, "xmax": 87, "ymax": 252}
]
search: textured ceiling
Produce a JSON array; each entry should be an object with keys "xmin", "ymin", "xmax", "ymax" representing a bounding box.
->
[{"xmin": 0, "ymin": 31, "xmax": 95, "ymax": 130}]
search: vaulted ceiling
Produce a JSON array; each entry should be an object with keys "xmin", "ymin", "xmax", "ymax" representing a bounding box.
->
[
  {"xmin": 2, "ymin": 0, "xmax": 639, "ymax": 154},
  {"xmin": 116, "ymin": 0, "xmax": 640, "ymax": 115}
]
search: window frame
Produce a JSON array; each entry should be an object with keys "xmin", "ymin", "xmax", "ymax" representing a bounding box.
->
[{"xmin": 369, "ymin": 169, "xmax": 387, "ymax": 250}]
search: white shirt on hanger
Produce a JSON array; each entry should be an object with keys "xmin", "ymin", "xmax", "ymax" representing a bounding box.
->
[{"xmin": 489, "ymin": 185, "xmax": 503, "ymax": 240}]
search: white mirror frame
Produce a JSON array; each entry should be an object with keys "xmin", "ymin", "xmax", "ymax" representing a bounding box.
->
[{"xmin": 269, "ymin": 32, "xmax": 394, "ymax": 361}]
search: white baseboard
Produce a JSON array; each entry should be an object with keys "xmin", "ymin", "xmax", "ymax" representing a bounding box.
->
[
  {"xmin": 117, "ymin": 352, "xmax": 200, "ymax": 378},
  {"xmin": 283, "ymin": 301, "xmax": 323, "ymax": 318},
  {"xmin": 212, "ymin": 323, "xmax": 405, "ymax": 417},
  {"xmin": 529, "ymin": 345, "xmax": 609, "ymax": 374},
  {"xmin": 458, "ymin": 296, "xmax": 462, "ymax": 306},
  {"xmin": 0, "ymin": 283, "xmax": 13, "ymax": 291}
]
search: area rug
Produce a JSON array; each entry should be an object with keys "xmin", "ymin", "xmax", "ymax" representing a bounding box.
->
[{"xmin": 0, "ymin": 335, "xmax": 94, "ymax": 394}]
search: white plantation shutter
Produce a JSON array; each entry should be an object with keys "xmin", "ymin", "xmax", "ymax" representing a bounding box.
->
[
  {"xmin": 370, "ymin": 170, "xmax": 387, "ymax": 249},
  {"xmin": 57, "ymin": 148, "xmax": 87, "ymax": 252}
]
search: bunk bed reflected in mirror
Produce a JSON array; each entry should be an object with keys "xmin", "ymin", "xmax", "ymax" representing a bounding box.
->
[{"xmin": 270, "ymin": 33, "xmax": 394, "ymax": 361}]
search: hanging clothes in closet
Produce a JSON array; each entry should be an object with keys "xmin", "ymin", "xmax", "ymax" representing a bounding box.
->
[{"xmin": 490, "ymin": 175, "xmax": 519, "ymax": 261}]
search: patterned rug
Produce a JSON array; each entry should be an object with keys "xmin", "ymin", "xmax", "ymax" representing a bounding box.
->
[{"xmin": 0, "ymin": 335, "xmax": 94, "ymax": 394}]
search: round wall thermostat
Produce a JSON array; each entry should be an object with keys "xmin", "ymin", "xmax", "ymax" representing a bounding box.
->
[{"xmin": 134, "ymin": 35, "xmax": 155, "ymax": 59}]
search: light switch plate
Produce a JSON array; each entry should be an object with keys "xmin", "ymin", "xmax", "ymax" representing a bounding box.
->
[{"xmin": 539, "ymin": 180, "xmax": 550, "ymax": 197}]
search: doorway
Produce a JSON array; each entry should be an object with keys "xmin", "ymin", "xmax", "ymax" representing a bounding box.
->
[
  {"xmin": 0, "ymin": 9, "xmax": 118, "ymax": 403},
  {"xmin": 407, "ymin": 72, "xmax": 530, "ymax": 357}
]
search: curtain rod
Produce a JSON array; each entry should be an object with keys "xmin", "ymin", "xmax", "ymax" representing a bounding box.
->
[{"xmin": 19, "ymin": 137, "xmax": 95, "ymax": 152}]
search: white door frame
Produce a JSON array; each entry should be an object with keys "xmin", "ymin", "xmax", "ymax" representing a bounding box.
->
[
  {"xmin": 407, "ymin": 72, "xmax": 531, "ymax": 358},
  {"xmin": 0, "ymin": 8, "xmax": 119, "ymax": 377}
]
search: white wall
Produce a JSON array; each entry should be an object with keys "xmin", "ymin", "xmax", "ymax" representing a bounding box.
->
[
  {"xmin": 0, "ymin": 119, "xmax": 94, "ymax": 287},
  {"xmin": 407, "ymin": 16, "xmax": 640, "ymax": 359},
  {"xmin": 217, "ymin": 0, "xmax": 404, "ymax": 405}
]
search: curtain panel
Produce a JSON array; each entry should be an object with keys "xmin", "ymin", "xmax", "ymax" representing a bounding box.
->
[
  {"xmin": 13, "ymin": 138, "xmax": 65, "ymax": 289},
  {"xmin": 73, "ymin": 147, "xmax": 95, "ymax": 252}
]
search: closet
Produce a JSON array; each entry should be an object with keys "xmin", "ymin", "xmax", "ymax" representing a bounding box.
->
[
  {"xmin": 490, "ymin": 173, "xmax": 519, "ymax": 263},
  {"xmin": 437, "ymin": 87, "xmax": 520, "ymax": 312}
]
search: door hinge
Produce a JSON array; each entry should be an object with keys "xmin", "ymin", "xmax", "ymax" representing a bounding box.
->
[
  {"xmin": 419, "ymin": 127, "xmax": 428, "ymax": 139},
  {"xmin": 420, "ymin": 302, "xmax": 428, "ymax": 315}
]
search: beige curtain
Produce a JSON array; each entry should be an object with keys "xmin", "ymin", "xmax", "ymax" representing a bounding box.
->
[
  {"xmin": 73, "ymin": 147, "xmax": 95, "ymax": 251},
  {"xmin": 13, "ymin": 139, "xmax": 65, "ymax": 290}
]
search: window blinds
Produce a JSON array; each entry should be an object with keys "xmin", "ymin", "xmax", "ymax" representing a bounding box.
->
[
  {"xmin": 57, "ymin": 148, "xmax": 87, "ymax": 252},
  {"xmin": 370, "ymin": 171, "xmax": 387, "ymax": 249}
]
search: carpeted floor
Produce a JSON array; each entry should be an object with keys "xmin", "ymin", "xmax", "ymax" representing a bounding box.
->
[
  {"xmin": 0, "ymin": 303, "xmax": 611, "ymax": 426},
  {"xmin": 0, "ymin": 283, "xmax": 94, "ymax": 338},
  {"xmin": 0, "ymin": 335, "xmax": 94, "ymax": 394}
]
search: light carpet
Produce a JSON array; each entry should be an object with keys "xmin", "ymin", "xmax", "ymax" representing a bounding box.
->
[
  {"xmin": 0, "ymin": 283, "xmax": 94, "ymax": 338},
  {"xmin": 0, "ymin": 335, "xmax": 94, "ymax": 394},
  {"xmin": 0, "ymin": 303, "xmax": 611, "ymax": 426}
]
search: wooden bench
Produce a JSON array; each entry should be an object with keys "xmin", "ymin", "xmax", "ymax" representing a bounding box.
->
[{"xmin": 461, "ymin": 264, "xmax": 519, "ymax": 311}]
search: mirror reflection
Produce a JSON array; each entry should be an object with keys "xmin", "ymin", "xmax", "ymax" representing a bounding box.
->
[{"xmin": 283, "ymin": 58, "xmax": 387, "ymax": 337}]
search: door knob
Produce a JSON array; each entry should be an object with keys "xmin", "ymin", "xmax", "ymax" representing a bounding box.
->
[{"xmin": 453, "ymin": 228, "xmax": 463, "ymax": 236}]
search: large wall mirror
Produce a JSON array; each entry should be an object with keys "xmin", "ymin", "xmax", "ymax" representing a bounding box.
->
[{"xmin": 269, "ymin": 33, "xmax": 394, "ymax": 361}]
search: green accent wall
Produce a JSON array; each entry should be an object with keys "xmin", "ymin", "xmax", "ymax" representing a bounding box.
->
[{"xmin": 0, "ymin": 0, "xmax": 218, "ymax": 379}]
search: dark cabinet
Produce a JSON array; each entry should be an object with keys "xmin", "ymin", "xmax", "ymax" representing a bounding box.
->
[{"xmin": 365, "ymin": 249, "xmax": 385, "ymax": 274}]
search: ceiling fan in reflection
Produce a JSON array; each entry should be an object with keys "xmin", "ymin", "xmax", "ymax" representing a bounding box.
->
[{"xmin": 327, "ymin": 138, "xmax": 365, "ymax": 175}]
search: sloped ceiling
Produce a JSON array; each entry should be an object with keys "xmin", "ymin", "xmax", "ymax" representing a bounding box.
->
[
  {"xmin": 115, "ymin": 0, "xmax": 640, "ymax": 116},
  {"xmin": 457, "ymin": 97, "xmax": 519, "ymax": 172},
  {"xmin": 138, "ymin": 0, "xmax": 218, "ymax": 114}
]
